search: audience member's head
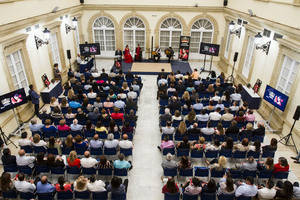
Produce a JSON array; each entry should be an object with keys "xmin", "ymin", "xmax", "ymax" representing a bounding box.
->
[{"xmin": 84, "ymin": 151, "xmax": 90, "ymax": 158}]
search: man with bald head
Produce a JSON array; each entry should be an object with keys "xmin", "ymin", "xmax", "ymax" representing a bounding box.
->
[
  {"xmin": 80, "ymin": 151, "xmax": 98, "ymax": 168},
  {"xmin": 119, "ymin": 134, "xmax": 133, "ymax": 149},
  {"xmin": 36, "ymin": 176, "xmax": 55, "ymax": 193},
  {"xmin": 16, "ymin": 149, "xmax": 35, "ymax": 168}
]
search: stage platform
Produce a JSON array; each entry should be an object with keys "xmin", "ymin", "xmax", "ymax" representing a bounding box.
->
[{"xmin": 111, "ymin": 59, "xmax": 192, "ymax": 75}]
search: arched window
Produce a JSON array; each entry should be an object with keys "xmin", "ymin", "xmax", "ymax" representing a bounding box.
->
[
  {"xmin": 160, "ymin": 18, "xmax": 182, "ymax": 52},
  {"xmin": 93, "ymin": 17, "xmax": 115, "ymax": 52},
  {"xmin": 190, "ymin": 19, "xmax": 214, "ymax": 53},
  {"xmin": 123, "ymin": 17, "xmax": 145, "ymax": 52}
]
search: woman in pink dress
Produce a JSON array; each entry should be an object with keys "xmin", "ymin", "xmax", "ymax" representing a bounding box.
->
[{"xmin": 124, "ymin": 45, "xmax": 133, "ymax": 63}]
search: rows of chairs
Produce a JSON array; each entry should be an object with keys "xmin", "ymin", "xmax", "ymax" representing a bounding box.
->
[
  {"xmin": 164, "ymin": 192, "xmax": 253, "ymax": 200},
  {"xmin": 2, "ymin": 189, "xmax": 126, "ymax": 200},
  {"xmin": 163, "ymin": 167, "xmax": 288, "ymax": 181}
]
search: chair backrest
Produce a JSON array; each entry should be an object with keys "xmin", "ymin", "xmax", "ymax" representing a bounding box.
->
[
  {"xmin": 67, "ymin": 166, "xmax": 81, "ymax": 175},
  {"xmin": 219, "ymin": 149, "xmax": 232, "ymax": 158},
  {"xmin": 201, "ymin": 192, "xmax": 216, "ymax": 200},
  {"xmin": 2, "ymin": 190, "xmax": 18, "ymax": 199},
  {"xmin": 111, "ymin": 192, "xmax": 126, "ymax": 200},
  {"xmin": 18, "ymin": 166, "xmax": 33, "ymax": 175},
  {"xmin": 177, "ymin": 148, "xmax": 190, "ymax": 157},
  {"xmin": 75, "ymin": 146, "xmax": 88, "ymax": 155},
  {"xmin": 258, "ymin": 169, "xmax": 273, "ymax": 179},
  {"xmin": 74, "ymin": 191, "xmax": 90, "ymax": 199},
  {"xmin": 205, "ymin": 150, "xmax": 219, "ymax": 158},
  {"xmin": 47, "ymin": 148, "xmax": 59, "ymax": 155},
  {"xmin": 194, "ymin": 167, "xmax": 209, "ymax": 177},
  {"xmin": 261, "ymin": 150, "xmax": 275, "ymax": 158},
  {"xmin": 20, "ymin": 192, "xmax": 35, "ymax": 199},
  {"xmin": 211, "ymin": 168, "xmax": 225, "ymax": 178},
  {"xmin": 182, "ymin": 193, "xmax": 199, "ymax": 200},
  {"xmin": 191, "ymin": 150, "xmax": 204, "ymax": 158},
  {"xmin": 82, "ymin": 167, "xmax": 97, "ymax": 175},
  {"xmin": 92, "ymin": 191, "xmax": 108, "ymax": 200},
  {"xmin": 57, "ymin": 191, "xmax": 74, "ymax": 200},
  {"xmin": 232, "ymin": 150, "xmax": 247, "ymax": 159},
  {"xmin": 247, "ymin": 150, "xmax": 260, "ymax": 159},
  {"xmin": 90, "ymin": 148, "xmax": 103, "ymax": 156},
  {"xmin": 98, "ymin": 168, "xmax": 113, "ymax": 176},
  {"xmin": 164, "ymin": 192, "xmax": 180, "ymax": 200},
  {"xmin": 243, "ymin": 170, "xmax": 257, "ymax": 179},
  {"xmin": 4, "ymin": 165, "xmax": 18, "ymax": 173},
  {"xmin": 35, "ymin": 165, "xmax": 50, "ymax": 174},
  {"xmin": 33, "ymin": 146, "xmax": 47, "ymax": 154},
  {"xmin": 236, "ymin": 196, "xmax": 252, "ymax": 200},
  {"xmin": 228, "ymin": 169, "xmax": 242, "ymax": 179},
  {"xmin": 50, "ymin": 167, "xmax": 65, "ymax": 175},
  {"xmin": 114, "ymin": 168, "xmax": 128, "ymax": 176},
  {"xmin": 218, "ymin": 193, "xmax": 235, "ymax": 200},
  {"xmin": 120, "ymin": 148, "xmax": 133, "ymax": 157},
  {"xmin": 163, "ymin": 147, "xmax": 175, "ymax": 155},
  {"xmin": 179, "ymin": 168, "xmax": 193, "ymax": 177},
  {"xmin": 37, "ymin": 192, "xmax": 54, "ymax": 200},
  {"xmin": 104, "ymin": 147, "xmax": 117, "ymax": 155},
  {"xmin": 163, "ymin": 168, "xmax": 178, "ymax": 177},
  {"xmin": 21, "ymin": 145, "xmax": 33, "ymax": 153},
  {"xmin": 274, "ymin": 171, "xmax": 289, "ymax": 179}
]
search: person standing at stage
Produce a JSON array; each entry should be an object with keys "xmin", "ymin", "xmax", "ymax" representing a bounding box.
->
[
  {"xmin": 124, "ymin": 45, "xmax": 133, "ymax": 63},
  {"xmin": 54, "ymin": 63, "xmax": 62, "ymax": 81},
  {"xmin": 29, "ymin": 84, "xmax": 40, "ymax": 117},
  {"xmin": 154, "ymin": 46, "xmax": 161, "ymax": 62},
  {"xmin": 166, "ymin": 47, "xmax": 174, "ymax": 63},
  {"xmin": 115, "ymin": 48, "xmax": 122, "ymax": 62},
  {"xmin": 135, "ymin": 44, "xmax": 142, "ymax": 62}
]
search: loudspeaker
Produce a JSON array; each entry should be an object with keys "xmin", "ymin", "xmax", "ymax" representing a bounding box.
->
[
  {"xmin": 67, "ymin": 50, "xmax": 71, "ymax": 59},
  {"xmin": 80, "ymin": 0, "xmax": 84, "ymax": 3},
  {"xmin": 233, "ymin": 52, "xmax": 238, "ymax": 62},
  {"xmin": 224, "ymin": 0, "xmax": 228, "ymax": 6},
  {"xmin": 293, "ymin": 105, "xmax": 300, "ymax": 120}
]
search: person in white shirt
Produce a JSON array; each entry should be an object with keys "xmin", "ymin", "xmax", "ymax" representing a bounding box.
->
[
  {"xmin": 18, "ymin": 132, "xmax": 32, "ymax": 147},
  {"xmin": 211, "ymin": 91, "xmax": 221, "ymax": 102},
  {"xmin": 14, "ymin": 173, "xmax": 36, "ymax": 193},
  {"xmin": 196, "ymin": 109, "xmax": 209, "ymax": 122},
  {"xmin": 230, "ymin": 90, "xmax": 242, "ymax": 102},
  {"xmin": 77, "ymin": 54, "xmax": 82, "ymax": 64},
  {"xmin": 31, "ymin": 134, "xmax": 47, "ymax": 147},
  {"xmin": 89, "ymin": 134, "xmax": 103, "ymax": 149},
  {"xmin": 240, "ymin": 157, "xmax": 257, "ymax": 171},
  {"xmin": 215, "ymin": 100, "xmax": 225, "ymax": 111},
  {"xmin": 114, "ymin": 97, "xmax": 126, "ymax": 109},
  {"xmin": 193, "ymin": 99, "xmax": 203, "ymax": 111},
  {"xmin": 87, "ymin": 176, "xmax": 106, "ymax": 192},
  {"xmin": 201, "ymin": 121, "xmax": 215, "ymax": 135},
  {"xmin": 127, "ymin": 87, "xmax": 137, "ymax": 100},
  {"xmin": 209, "ymin": 107, "xmax": 222, "ymax": 121},
  {"xmin": 80, "ymin": 151, "xmax": 98, "ymax": 168},
  {"xmin": 70, "ymin": 119, "xmax": 83, "ymax": 131},
  {"xmin": 235, "ymin": 176, "xmax": 258, "ymax": 197},
  {"xmin": 131, "ymin": 81, "xmax": 140, "ymax": 92},
  {"xmin": 29, "ymin": 118, "xmax": 44, "ymax": 132},
  {"xmin": 257, "ymin": 180, "xmax": 276, "ymax": 200},
  {"xmin": 293, "ymin": 182, "xmax": 300, "ymax": 199},
  {"xmin": 230, "ymin": 101, "xmax": 240, "ymax": 112},
  {"xmin": 87, "ymin": 88, "xmax": 97, "ymax": 99},
  {"xmin": 221, "ymin": 108, "xmax": 234, "ymax": 121},
  {"xmin": 157, "ymin": 77, "xmax": 168, "ymax": 86},
  {"xmin": 104, "ymin": 134, "xmax": 119, "ymax": 149},
  {"xmin": 119, "ymin": 134, "xmax": 133, "ymax": 149},
  {"xmin": 162, "ymin": 121, "xmax": 175, "ymax": 135},
  {"xmin": 16, "ymin": 149, "xmax": 35, "ymax": 168}
]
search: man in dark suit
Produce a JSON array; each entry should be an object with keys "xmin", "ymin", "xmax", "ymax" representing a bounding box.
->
[
  {"xmin": 115, "ymin": 48, "xmax": 122, "ymax": 62},
  {"xmin": 1, "ymin": 148, "xmax": 16, "ymax": 166},
  {"xmin": 29, "ymin": 84, "xmax": 40, "ymax": 117}
]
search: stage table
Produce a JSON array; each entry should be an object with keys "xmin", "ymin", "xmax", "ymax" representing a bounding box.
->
[
  {"xmin": 40, "ymin": 81, "xmax": 63, "ymax": 104},
  {"xmin": 241, "ymin": 85, "xmax": 262, "ymax": 109},
  {"xmin": 79, "ymin": 58, "xmax": 94, "ymax": 73}
]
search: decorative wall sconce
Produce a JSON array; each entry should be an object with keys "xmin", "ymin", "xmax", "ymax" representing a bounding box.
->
[
  {"xmin": 35, "ymin": 28, "xmax": 50, "ymax": 49},
  {"xmin": 65, "ymin": 17, "xmax": 78, "ymax": 34},
  {"xmin": 229, "ymin": 21, "xmax": 242, "ymax": 38},
  {"xmin": 254, "ymin": 32, "xmax": 271, "ymax": 55}
]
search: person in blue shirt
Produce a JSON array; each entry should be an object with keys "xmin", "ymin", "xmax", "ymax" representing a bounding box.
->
[
  {"xmin": 36, "ymin": 176, "xmax": 55, "ymax": 193},
  {"xmin": 69, "ymin": 99, "xmax": 81, "ymax": 109},
  {"xmin": 29, "ymin": 84, "xmax": 40, "ymax": 116},
  {"xmin": 113, "ymin": 153, "xmax": 131, "ymax": 170}
]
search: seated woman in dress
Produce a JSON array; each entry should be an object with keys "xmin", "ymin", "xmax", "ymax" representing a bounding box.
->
[
  {"xmin": 65, "ymin": 108, "xmax": 76, "ymax": 120},
  {"xmin": 202, "ymin": 179, "xmax": 217, "ymax": 193},
  {"xmin": 60, "ymin": 98, "xmax": 69, "ymax": 109},
  {"xmin": 58, "ymin": 119, "xmax": 70, "ymax": 132},
  {"xmin": 162, "ymin": 177, "xmax": 179, "ymax": 194},
  {"xmin": 218, "ymin": 174, "xmax": 236, "ymax": 195},
  {"xmin": 176, "ymin": 136, "xmax": 191, "ymax": 150},
  {"xmin": 177, "ymin": 155, "xmax": 191, "ymax": 170},
  {"xmin": 183, "ymin": 177, "xmax": 202, "ymax": 196},
  {"xmin": 124, "ymin": 45, "xmax": 133, "ymax": 63},
  {"xmin": 192, "ymin": 136, "xmax": 206, "ymax": 151},
  {"xmin": 275, "ymin": 181, "xmax": 293, "ymax": 200},
  {"xmin": 98, "ymin": 155, "xmax": 113, "ymax": 169},
  {"xmin": 234, "ymin": 138, "xmax": 249, "ymax": 152},
  {"xmin": 67, "ymin": 151, "xmax": 81, "ymax": 168},
  {"xmin": 55, "ymin": 176, "xmax": 72, "ymax": 192},
  {"xmin": 273, "ymin": 157, "xmax": 289, "ymax": 174},
  {"xmin": 74, "ymin": 134, "xmax": 88, "ymax": 149},
  {"xmin": 262, "ymin": 138, "xmax": 278, "ymax": 152},
  {"xmin": 221, "ymin": 137, "xmax": 234, "ymax": 151},
  {"xmin": 62, "ymin": 134, "xmax": 74, "ymax": 150}
]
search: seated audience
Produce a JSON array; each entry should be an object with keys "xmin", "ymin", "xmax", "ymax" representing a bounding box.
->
[
  {"xmin": 162, "ymin": 153, "xmax": 177, "ymax": 169},
  {"xmin": 221, "ymin": 108, "xmax": 234, "ymax": 121},
  {"xmin": 47, "ymin": 153, "xmax": 65, "ymax": 168},
  {"xmin": 67, "ymin": 151, "xmax": 81, "ymax": 168},
  {"xmin": 257, "ymin": 179, "xmax": 276, "ymax": 199},
  {"xmin": 273, "ymin": 157, "xmax": 289, "ymax": 173},
  {"xmin": 107, "ymin": 176, "xmax": 128, "ymax": 194},
  {"xmin": 80, "ymin": 151, "xmax": 98, "ymax": 168},
  {"xmin": 74, "ymin": 176, "xmax": 88, "ymax": 192},
  {"xmin": 275, "ymin": 180, "xmax": 293, "ymax": 200},
  {"xmin": 89, "ymin": 134, "xmax": 103, "ymax": 149},
  {"xmin": 235, "ymin": 176, "xmax": 257, "ymax": 197},
  {"xmin": 202, "ymin": 179, "xmax": 217, "ymax": 193},
  {"xmin": 119, "ymin": 134, "xmax": 133, "ymax": 149},
  {"xmin": 87, "ymin": 175, "xmax": 106, "ymax": 192},
  {"xmin": 162, "ymin": 177, "xmax": 179, "ymax": 194},
  {"xmin": 29, "ymin": 118, "xmax": 43, "ymax": 132},
  {"xmin": 2, "ymin": 148, "xmax": 16, "ymax": 166},
  {"xmin": 113, "ymin": 153, "xmax": 131, "ymax": 169},
  {"xmin": 14, "ymin": 172, "xmax": 36, "ymax": 193},
  {"xmin": 70, "ymin": 119, "xmax": 83, "ymax": 131},
  {"xmin": 16, "ymin": 149, "xmax": 35, "ymax": 168},
  {"xmin": 36, "ymin": 176, "xmax": 55, "ymax": 193},
  {"xmin": 162, "ymin": 121, "xmax": 175, "ymax": 135},
  {"xmin": 55, "ymin": 176, "xmax": 72, "ymax": 192},
  {"xmin": 183, "ymin": 177, "xmax": 202, "ymax": 195},
  {"xmin": 0, "ymin": 172, "xmax": 14, "ymax": 192},
  {"xmin": 176, "ymin": 136, "xmax": 190, "ymax": 149},
  {"xmin": 218, "ymin": 174, "xmax": 236, "ymax": 195}
]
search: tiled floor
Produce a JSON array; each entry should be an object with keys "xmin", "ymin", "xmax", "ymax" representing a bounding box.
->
[{"xmin": 1, "ymin": 60, "xmax": 299, "ymax": 200}]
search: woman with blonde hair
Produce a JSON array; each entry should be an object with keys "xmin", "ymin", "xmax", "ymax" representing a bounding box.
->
[
  {"xmin": 206, "ymin": 156, "xmax": 227, "ymax": 171},
  {"xmin": 67, "ymin": 89, "xmax": 75, "ymax": 100},
  {"xmin": 177, "ymin": 121, "xmax": 187, "ymax": 135},
  {"xmin": 182, "ymin": 91, "xmax": 190, "ymax": 101},
  {"xmin": 192, "ymin": 136, "xmax": 206, "ymax": 150},
  {"xmin": 74, "ymin": 176, "xmax": 88, "ymax": 192},
  {"xmin": 122, "ymin": 82, "xmax": 129, "ymax": 91},
  {"xmin": 206, "ymin": 84, "xmax": 215, "ymax": 93},
  {"xmin": 67, "ymin": 150, "xmax": 80, "ymax": 168},
  {"xmin": 50, "ymin": 97, "xmax": 60, "ymax": 109}
]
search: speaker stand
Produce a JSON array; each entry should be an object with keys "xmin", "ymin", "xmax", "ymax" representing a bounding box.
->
[
  {"xmin": 279, "ymin": 119, "xmax": 298, "ymax": 154},
  {"xmin": 227, "ymin": 60, "xmax": 236, "ymax": 84}
]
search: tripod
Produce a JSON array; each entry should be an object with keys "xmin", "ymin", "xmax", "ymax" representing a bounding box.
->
[
  {"xmin": 0, "ymin": 126, "xmax": 17, "ymax": 148},
  {"xmin": 279, "ymin": 119, "xmax": 298, "ymax": 154},
  {"xmin": 227, "ymin": 59, "xmax": 236, "ymax": 84}
]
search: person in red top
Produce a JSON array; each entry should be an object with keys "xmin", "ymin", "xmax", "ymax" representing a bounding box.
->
[
  {"xmin": 57, "ymin": 119, "xmax": 71, "ymax": 131},
  {"xmin": 273, "ymin": 157, "xmax": 289, "ymax": 173},
  {"xmin": 55, "ymin": 176, "xmax": 72, "ymax": 192},
  {"xmin": 162, "ymin": 177, "xmax": 179, "ymax": 194},
  {"xmin": 234, "ymin": 111, "xmax": 246, "ymax": 123},
  {"xmin": 67, "ymin": 150, "xmax": 81, "ymax": 168},
  {"xmin": 110, "ymin": 107, "xmax": 124, "ymax": 121},
  {"xmin": 124, "ymin": 45, "xmax": 133, "ymax": 63}
]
